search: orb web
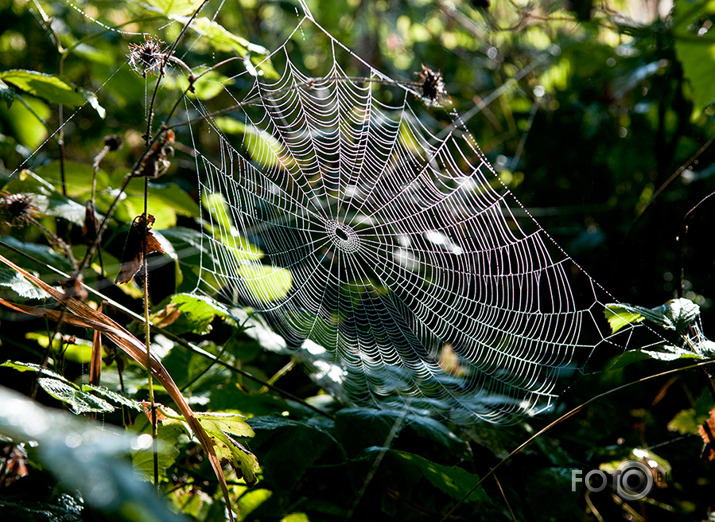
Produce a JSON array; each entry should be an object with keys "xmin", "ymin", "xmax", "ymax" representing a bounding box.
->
[{"xmin": 181, "ymin": 9, "xmax": 656, "ymax": 423}]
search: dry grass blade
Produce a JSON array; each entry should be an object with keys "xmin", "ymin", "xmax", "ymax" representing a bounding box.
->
[{"xmin": 0, "ymin": 253, "xmax": 236, "ymax": 521}]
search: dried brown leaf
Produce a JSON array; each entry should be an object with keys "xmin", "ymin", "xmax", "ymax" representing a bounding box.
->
[
  {"xmin": 115, "ymin": 214, "xmax": 165, "ymax": 285},
  {"xmin": 698, "ymin": 408, "xmax": 715, "ymax": 461}
]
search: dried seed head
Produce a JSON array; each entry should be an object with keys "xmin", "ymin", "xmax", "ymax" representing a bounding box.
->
[
  {"xmin": 128, "ymin": 37, "xmax": 168, "ymax": 76},
  {"xmin": 104, "ymin": 134, "xmax": 123, "ymax": 151},
  {"xmin": 0, "ymin": 192, "xmax": 37, "ymax": 227},
  {"xmin": 417, "ymin": 65, "xmax": 448, "ymax": 107}
]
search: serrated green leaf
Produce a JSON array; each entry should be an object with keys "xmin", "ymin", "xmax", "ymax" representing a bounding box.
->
[
  {"xmin": 159, "ymin": 293, "xmax": 235, "ymax": 335},
  {"xmin": 640, "ymin": 345, "xmax": 703, "ymax": 361},
  {"xmin": 0, "ymin": 387, "xmax": 180, "ymax": 521},
  {"xmin": 247, "ymin": 416, "xmax": 334, "ymax": 491},
  {"xmin": 668, "ymin": 390, "xmax": 714, "ymax": 434},
  {"xmin": 38, "ymin": 377, "xmax": 115, "ymax": 414},
  {"xmin": 82, "ymin": 385, "xmax": 142, "ymax": 411},
  {"xmin": 1, "ymin": 360, "xmax": 69, "ymax": 381},
  {"xmin": 605, "ymin": 299, "xmax": 700, "ymax": 334},
  {"xmin": 0, "ymin": 267, "xmax": 50, "ymax": 299},
  {"xmin": 159, "ymin": 408, "xmax": 259, "ymax": 485},
  {"xmin": 0, "ymin": 69, "xmax": 104, "ymax": 117}
]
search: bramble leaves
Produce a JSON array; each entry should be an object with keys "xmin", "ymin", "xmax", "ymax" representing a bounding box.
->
[
  {"xmin": 604, "ymin": 298, "xmax": 701, "ymax": 334},
  {"xmin": 0, "ymin": 360, "xmax": 141, "ymax": 414}
]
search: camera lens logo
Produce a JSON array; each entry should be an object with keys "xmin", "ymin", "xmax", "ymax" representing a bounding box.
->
[
  {"xmin": 571, "ymin": 460, "xmax": 656, "ymax": 500},
  {"xmin": 615, "ymin": 460, "xmax": 654, "ymax": 501}
]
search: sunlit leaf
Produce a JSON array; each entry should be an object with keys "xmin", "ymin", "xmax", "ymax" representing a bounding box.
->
[
  {"xmin": 238, "ymin": 264, "xmax": 293, "ymax": 303},
  {"xmin": 141, "ymin": 0, "xmax": 205, "ymax": 16},
  {"xmin": 38, "ymin": 377, "xmax": 115, "ymax": 414},
  {"xmin": 0, "ymin": 69, "xmax": 105, "ymax": 117},
  {"xmin": 158, "ymin": 293, "xmax": 235, "ymax": 335},
  {"xmin": 201, "ymin": 192, "xmax": 264, "ymax": 260},
  {"xmin": 0, "ymin": 267, "xmax": 50, "ymax": 299},
  {"xmin": 2, "ymin": 169, "xmax": 88, "ymax": 225},
  {"xmin": 0, "ymin": 386, "xmax": 180, "ymax": 520},
  {"xmin": 604, "ymin": 299, "xmax": 700, "ymax": 334},
  {"xmin": 673, "ymin": 0, "xmax": 715, "ymax": 114},
  {"xmin": 604, "ymin": 304, "xmax": 645, "ymax": 333}
]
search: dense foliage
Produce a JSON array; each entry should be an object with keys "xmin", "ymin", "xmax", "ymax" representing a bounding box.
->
[{"xmin": 1, "ymin": 0, "xmax": 715, "ymax": 520}]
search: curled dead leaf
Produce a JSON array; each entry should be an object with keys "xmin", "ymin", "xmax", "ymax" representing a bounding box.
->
[{"xmin": 115, "ymin": 214, "xmax": 165, "ymax": 285}]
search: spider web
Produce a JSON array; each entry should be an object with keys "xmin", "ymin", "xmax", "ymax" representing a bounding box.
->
[{"xmin": 169, "ymin": 6, "xmax": 663, "ymax": 424}]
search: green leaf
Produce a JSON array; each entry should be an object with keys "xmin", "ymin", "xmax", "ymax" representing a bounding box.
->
[
  {"xmin": 1, "ymin": 361, "xmax": 131, "ymax": 413},
  {"xmin": 0, "ymin": 94, "xmax": 49, "ymax": 148},
  {"xmin": 668, "ymin": 390, "xmax": 714, "ymax": 434},
  {"xmin": 0, "ymin": 267, "xmax": 50, "ymax": 299},
  {"xmin": 238, "ymin": 264, "xmax": 293, "ymax": 303},
  {"xmin": 158, "ymin": 293, "xmax": 235, "ymax": 335},
  {"xmin": 173, "ymin": 69, "xmax": 228, "ymax": 100},
  {"xmin": 640, "ymin": 345, "xmax": 703, "ymax": 361},
  {"xmin": 36, "ymin": 160, "xmax": 110, "ymax": 200},
  {"xmin": 604, "ymin": 298, "xmax": 700, "ymax": 334},
  {"xmin": 607, "ymin": 349, "xmax": 651, "ymax": 370},
  {"xmin": 1, "ymin": 360, "xmax": 69, "ymax": 381},
  {"xmin": 0, "ymin": 236, "xmax": 75, "ymax": 274},
  {"xmin": 0, "ymin": 69, "xmax": 104, "ymax": 117},
  {"xmin": 2, "ymin": 169, "xmax": 88, "ymax": 225},
  {"xmin": 374, "ymin": 448, "xmax": 491, "ymax": 504},
  {"xmin": 673, "ymin": 0, "xmax": 715, "ymax": 114},
  {"xmin": 188, "ymin": 16, "xmax": 256, "ymax": 54},
  {"xmin": 82, "ymin": 385, "xmax": 143, "ymax": 411},
  {"xmin": 133, "ymin": 420, "xmax": 184, "ymax": 481},
  {"xmin": 0, "ymin": 79, "xmax": 14, "ymax": 107},
  {"xmin": 334, "ymin": 408, "xmax": 470, "ymax": 459},
  {"xmin": 26, "ymin": 332, "xmax": 99, "ymax": 364},
  {"xmin": 247, "ymin": 416, "xmax": 335, "ymax": 491},
  {"xmin": 604, "ymin": 303, "xmax": 645, "ymax": 333},
  {"xmin": 0, "ymin": 386, "xmax": 181, "ymax": 521},
  {"xmin": 165, "ymin": 409, "xmax": 260, "ymax": 485},
  {"xmin": 142, "ymin": 0, "xmax": 205, "ymax": 16},
  {"xmin": 215, "ymin": 117, "xmax": 290, "ymax": 170},
  {"xmin": 38, "ymin": 377, "xmax": 115, "ymax": 414}
]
